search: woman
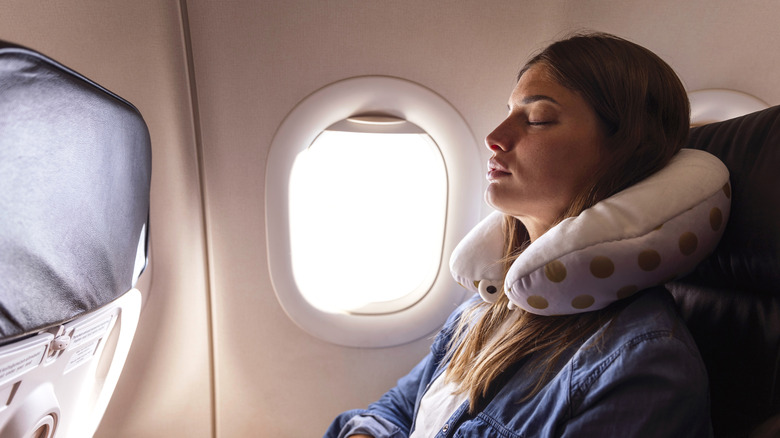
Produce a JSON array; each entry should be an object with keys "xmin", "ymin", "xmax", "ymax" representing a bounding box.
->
[{"xmin": 326, "ymin": 32, "xmax": 728, "ymax": 437}]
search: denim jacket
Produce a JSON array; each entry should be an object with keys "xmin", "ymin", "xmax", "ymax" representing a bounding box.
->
[{"xmin": 325, "ymin": 287, "xmax": 712, "ymax": 438}]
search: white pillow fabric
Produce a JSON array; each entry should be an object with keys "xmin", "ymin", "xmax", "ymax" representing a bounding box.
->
[{"xmin": 450, "ymin": 149, "xmax": 731, "ymax": 315}]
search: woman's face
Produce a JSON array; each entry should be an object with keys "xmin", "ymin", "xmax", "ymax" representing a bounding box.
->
[{"xmin": 485, "ymin": 64, "xmax": 606, "ymax": 241}]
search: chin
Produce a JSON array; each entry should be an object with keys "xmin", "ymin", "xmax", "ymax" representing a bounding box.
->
[{"xmin": 485, "ymin": 191, "xmax": 518, "ymax": 216}]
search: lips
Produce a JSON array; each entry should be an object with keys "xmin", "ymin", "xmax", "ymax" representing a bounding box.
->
[{"xmin": 487, "ymin": 158, "xmax": 511, "ymax": 181}]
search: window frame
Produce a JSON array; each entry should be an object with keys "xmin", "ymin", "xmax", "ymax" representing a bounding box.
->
[{"xmin": 265, "ymin": 76, "xmax": 481, "ymax": 347}]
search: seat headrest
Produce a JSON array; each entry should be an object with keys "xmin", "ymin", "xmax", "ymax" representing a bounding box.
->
[
  {"xmin": 0, "ymin": 41, "xmax": 151, "ymax": 341},
  {"xmin": 683, "ymin": 105, "xmax": 780, "ymax": 294},
  {"xmin": 670, "ymin": 105, "xmax": 780, "ymax": 437}
]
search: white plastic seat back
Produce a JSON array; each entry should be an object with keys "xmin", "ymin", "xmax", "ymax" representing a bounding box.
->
[{"xmin": 0, "ymin": 291, "xmax": 141, "ymax": 438}]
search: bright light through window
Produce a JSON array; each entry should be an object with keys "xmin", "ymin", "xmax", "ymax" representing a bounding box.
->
[{"xmin": 289, "ymin": 129, "xmax": 447, "ymax": 314}]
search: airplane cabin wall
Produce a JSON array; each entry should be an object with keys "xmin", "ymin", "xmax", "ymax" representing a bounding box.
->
[{"xmin": 1, "ymin": 1, "xmax": 779, "ymax": 437}]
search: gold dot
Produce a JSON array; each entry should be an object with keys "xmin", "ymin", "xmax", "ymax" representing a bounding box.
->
[
  {"xmin": 723, "ymin": 183, "xmax": 731, "ymax": 199},
  {"xmin": 710, "ymin": 207, "xmax": 723, "ymax": 231},
  {"xmin": 679, "ymin": 232, "xmax": 698, "ymax": 256},
  {"xmin": 527, "ymin": 295, "xmax": 549, "ymax": 310},
  {"xmin": 589, "ymin": 256, "xmax": 615, "ymax": 279},
  {"xmin": 544, "ymin": 260, "xmax": 567, "ymax": 283},
  {"xmin": 661, "ymin": 273, "xmax": 678, "ymax": 284},
  {"xmin": 571, "ymin": 294, "xmax": 595, "ymax": 309},
  {"xmin": 617, "ymin": 285, "xmax": 638, "ymax": 299},
  {"xmin": 473, "ymin": 280, "xmax": 479, "ymax": 289},
  {"xmin": 638, "ymin": 249, "xmax": 661, "ymax": 271}
]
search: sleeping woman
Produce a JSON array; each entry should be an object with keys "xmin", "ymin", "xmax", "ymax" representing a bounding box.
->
[{"xmin": 325, "ymin": 32, "xmax": 729, "ymax": 438}]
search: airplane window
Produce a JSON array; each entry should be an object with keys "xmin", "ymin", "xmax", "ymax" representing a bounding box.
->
[
  {"xmin": 266, "ymin": 76, "xmax": 481, "ymax": 347},
  {"xmin": 289, "ymin": 121, "xmax": 446, "ymax": 314}
]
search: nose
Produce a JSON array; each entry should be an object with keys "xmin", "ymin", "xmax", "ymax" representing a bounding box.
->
[
  {"xmin": 485, "ymin": 120, "xmax": 512, "ymax": 152},
  {"xmin": 486, "ymin": 142, "xmax": 504, "ymax": 152}
]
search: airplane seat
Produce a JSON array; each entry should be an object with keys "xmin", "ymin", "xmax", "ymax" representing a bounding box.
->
[
  {"xmin": 668, "ymin": 105, "xmax": 780, "ymax": 438},
  {"xmin": 0, "ymin": 40, "xmax": 151, "ymax": 438}
]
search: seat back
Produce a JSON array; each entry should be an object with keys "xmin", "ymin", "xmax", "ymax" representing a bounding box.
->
[
  {"xmin": 669, "ymin": 105, "xmax": 780, "ymax": 437},
  {"xmin": 0, "ymin": 41, "xmax": 151, "ymax": 437}
]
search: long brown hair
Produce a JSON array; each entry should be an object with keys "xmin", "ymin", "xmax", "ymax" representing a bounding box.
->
[{"xmin": 445, "ymin": 32, "xmax": 690, "ymax": 413}]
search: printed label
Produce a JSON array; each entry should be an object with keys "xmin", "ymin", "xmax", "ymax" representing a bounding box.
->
[
  {"xmin": 70, "ymin": 316, "xmax": 113, "ymax": 348},
  {"xmin": 0, "ymin": 342, "xmax": 47, "ymax": 386},
  {"xmin": 65, "ymin": 339, "xmax": 100, "ymax": 374}
]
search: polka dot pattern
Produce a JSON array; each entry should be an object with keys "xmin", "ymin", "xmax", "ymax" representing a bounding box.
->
[
  {"xmin": 571, "ymin": 294, "xmax": 595, "ymax": 309},
  {"xmin": 660, "ymin": 273, "xmax": 678, "ymax": 284},
  {"xmin": 452, "ymin": 150, "xmax": 731, "ymax": 316},
  {"xmin": 710, "ymin": 207, "xmax": 723, "ymax": 231},
  {"xmin": 544, "ymin": 260, "xmax": 566, "ymax": 283},
  {"xmin": 590, "ymin": 256, "xmax": 614, "ymax": 278},
  {"xmin": 617, "ymin": 285, "xmax": 638, "ymax": 300},
  {"xmin": 638, "ymin": 249, "xmax": 661, "ymax": 271},
  {"xmin": 513, "ymin": 184, "xmax": 730, "ymax": 314},
  {"xmin": 527, "ymin": 295, "xmax": 549, "ymax": 310},
  {"xmin": 679, "ymin": 232, "xmax": 698, "ymax": 255}
]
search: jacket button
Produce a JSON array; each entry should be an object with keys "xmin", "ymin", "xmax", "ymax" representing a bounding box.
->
[{"xmin": 442, "ymin": 423, "xmax": 449, "ymax": 433}]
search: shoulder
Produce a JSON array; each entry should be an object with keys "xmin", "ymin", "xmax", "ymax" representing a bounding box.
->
[
  {"xmin": 569, "ymin": 286, "xmax": 708, "ymax": 405},
  {"xmin": 615, "ymin": 286, "xmax": 699, "ymax": 354},
  {"xmin": 559, "ymin": 288, "xmax": 712, "ymax": 436}
]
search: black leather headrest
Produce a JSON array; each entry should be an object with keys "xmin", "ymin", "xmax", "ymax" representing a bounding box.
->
[
  {"xmin": 688, "ymin": 106, "xmax": 780, "ymax": 291},
  {"xmin": 0, "ymin": 41, "xmax": 151, "ymax": 342},
  {"xmin": 670, "ymin": 105, "xmax": 780, "ymax": 437}
]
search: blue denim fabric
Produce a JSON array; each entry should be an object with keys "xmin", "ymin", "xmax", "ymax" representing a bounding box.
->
[{"xmin": 324, "ymin": 287, "xmax": 713, "ymax": 438}]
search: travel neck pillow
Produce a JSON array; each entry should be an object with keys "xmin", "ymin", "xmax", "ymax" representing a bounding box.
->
[{"xmin": 450, "ymin": 148, "xmax": 731, "ymax": 315}]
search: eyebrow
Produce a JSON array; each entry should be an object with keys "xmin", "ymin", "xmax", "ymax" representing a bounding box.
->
[
  {"xmin": 507, "ymin": 94, "xmax": 561, "ymax": 111},
  {"xmin": 521, "ymin": 95, "xmax": 560, "ymax": 105}
]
